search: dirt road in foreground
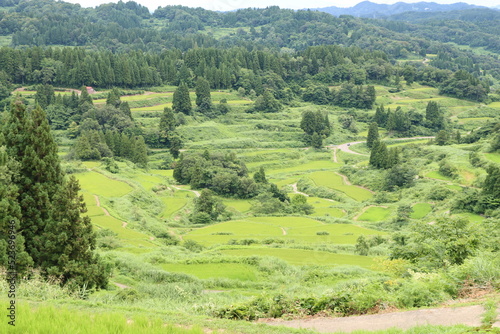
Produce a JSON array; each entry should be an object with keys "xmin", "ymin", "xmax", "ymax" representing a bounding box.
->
[{"xmin": 261, "ymin": 304, "xmax": 500, "ymax": 333}]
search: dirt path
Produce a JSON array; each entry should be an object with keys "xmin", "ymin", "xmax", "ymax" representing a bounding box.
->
[
  {"xmin": 262, "ymin": 304, "xmax": 489, "ymax": 333},
  {"xmin": 332, "ymin": 147, "xmax": 338, "ymax": 163},
  {"xmin": 113, "ymin": 282, "xmax": 130, "ymax": 289},
  {"xmin": 14, "ymin": 87, "xmax": 82, "ymax": 94},
  {"xmin": 171, "ymin": 185, "xmax": 200, "ymax": 197},
  {"xmin": 94, "ymin": 195, "xmax": 110, "ymax": 216},
  {"xmin": 335, "ymin": 172, "xmax": 351, "ymax": 185},
  {"xmin": 291, "ymin": 183, "xmax": 309, "ymax": 197}
]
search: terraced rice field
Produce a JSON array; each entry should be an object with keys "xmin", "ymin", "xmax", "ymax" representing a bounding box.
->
[
  {"xmin": 484, "ymin": 153, "xmax": 500, "ymax": 164},
  {"xmin": 91, "ymin": 215, "xmax": 156, "ymax": 248},
  {"xmin": 75, "ymin": 172, "xmax": 134, "ymax": 197},
  {"xmin": 307, "ymin": 197, "xmax": 345, "ymax": 218},
  {"xmin": 223, "ymin": 199, "xmax": 253, "ymax": 213},
  {"xmin": 184, "ymin": 217, "xmax": 385, "ymax": 246},
  {"xmin": 410, "ymin": 203, "xmax": 432, "ymax": 219},
  {"xmin": 425, "ymin": 171, "xmax": 453, "ymax": 181},
  {"xmin": 160, "ymin": 197, "xmax": 189, "ymax": 218},
  {"xmin": 267, "ymin": 161, "xmax": 341, "ymax": 175},
  {"xmin": 309, "ymin": 171, "xmax": 372, "ymax": 201},
  {"xmin": 356, "ymin": 206, "xmax": 391, "ymax": 222},
  {"xmin": 162, "ymin": 263, "xmax": 257, "ymax": 280},
  {"xmin": 217, "ymin": 247, "xmax": 377, "ymax": 268}
]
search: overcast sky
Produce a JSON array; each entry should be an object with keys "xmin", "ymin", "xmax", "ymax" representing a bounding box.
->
[{"xmin": 62, "ymin": 0, "xmax": 499, "ymax": 12}]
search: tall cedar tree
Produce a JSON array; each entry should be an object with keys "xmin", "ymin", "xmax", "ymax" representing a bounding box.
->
[
  {"xmin": 311, "ymin": 132, "xmax": 323, "ymax": 149},
  {"xmin": 132, "ymin": 135, "xmax": 148, "ymax": 168},
  {"xmin": 482, "ymin": 165, "xmax": 500, "ymax": 208},
  {"xmin": 367, "ymin": 122, "xmax": 379, "ymax": 149},
  {"xmin": 34, "ymin": 84, "xmax": 55, "ymax": 109},
  {"xmin": 253, "ymin": 166, "xmax": 268, "ymax": 183},
  {"xmin": 371, "ymin": 145, "xmax": 401, "ymax": 170},
  {"xmin": 43, "ymin": 176, "xmax": 109, "ymax": 287},
  {"xmin": 195, "ymin": 77, "xmax": 212, "ymax": 108},
  {"xmin": 2, "ymin": 102, "xmax": 108, "ymax": 288},
  {"xmin": 3, "ymin": 103, "xmax": 62, "ymax": 264},
  {"xmin": 79, "ymin": 86, "xmax": 93, "ymax": 106},
  {"xmin": 173, "ymin": 82, "xmax": 192, "ymax": 115},
  {"xmin": 0, "ymin": 135, "xmax": 33, "ymax": 276},
  {"xmin": 374, "ymin": 104, "xmax": 387, "ymax": 127},
  {"xmin": 300, "ymin": 110, "xmax": 331, "ymax": 137},
  {"xmin": 425, "ymin": 101, "xmax": 443, "ymax": 129}
]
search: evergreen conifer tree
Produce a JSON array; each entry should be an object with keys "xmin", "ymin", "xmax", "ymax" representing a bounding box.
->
[
  {"xmin": 169, "ymin": 134, "xmax": 183, "ymax": 159},
  {"xmin": 0, "ymin": 135, "xmax": 33, "ymax": 277},
  {"xmin": 253, "ymin": 166, "xmax": 268, "ymax": 183},
  {"xmin": 79, "ymin": 86, "xmax": 93, "ymax": 106},
  {"xmin": 369, "ymin": 140, "xmax": 388, "ymax": 169},
  {"xmin": 311, "ymin": 132, "xmax": 323, "ymax": 149},
  {"xmin": 425, "ymin": 101, "xmax": 444, "ymax": 129},
  {"xmin": 367, "ymin": 122, "xmax": 379, "ymax": 149},
  {"xmin": 195, "ymin": 77, "xmax": 211, "ymax": 108},
  {"xmin": 132, "ymin": 135, "xmax": 148, "ymax": 168},
  {"xmin": 3, "ymin": 103, "xmax": 63, "ymax": 263},
  {"xmin": 374, "ymin": 104, "xmax": 387, "ymax": 126},
  {"xmin": 2, "ymin": 102, "xmax": 108, "ymax": 287},
  {"xmin": 172, "ymin": 82, "xmax": 192, "ymax": 115}
]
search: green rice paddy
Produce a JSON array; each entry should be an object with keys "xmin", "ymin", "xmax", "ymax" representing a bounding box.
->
[
  {"xmin": 75, "ymin": 172, "xmax": 134, "ymax": 197},
  {"xmin": 410, "ymin": 203, "xmax": 432, "ymax": 219},
  {"xmin": 92, "ymin": 215, "xmax": 157, "ymax": 248},
  {"xmin": 217, "ymin": 247, "xmax": 377, "ymax": 268},
  {"xmin": 425, "ymin": 171, "xmax": 453, "ymax": 181},
  {"xmin": 162, "ymin": 263, "xmax": 257, "ymax": 281},
  {"xmin": 160, "ymin": 197, "xmax": 189, "ymax": 218},
  {"xmin": 484, "ymin": 153, "xmax": 500, "ymax": 164},
  {"xmin": 308, "ymin": 197, "xmax": 345, "ymax": 218},
  {"xmin": 223, "ymin": 199, "xmax": 253, "ymax": 213},
  {"xmin": 356, "ymin": 206, "xmax": 391, "ymax": 222},
  {"xmin": 184, "ymin": 217, "xmax": 385, "ymax": 246},
  {"xmin": 309, "ymin": 171, "xmax": 373, "ymax": 201}
]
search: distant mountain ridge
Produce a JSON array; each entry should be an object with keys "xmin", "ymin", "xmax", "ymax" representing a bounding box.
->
[{"xmin": 309, "ymin": 1, "xmax": 487, "ymax": 18}]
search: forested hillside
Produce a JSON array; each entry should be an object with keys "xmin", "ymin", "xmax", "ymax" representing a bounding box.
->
[{"xmin": 0, "ymin": 1, "xmax": 499, "ymax": 333}]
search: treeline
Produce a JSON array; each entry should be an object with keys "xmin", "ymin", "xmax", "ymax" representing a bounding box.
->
[
  {"xmin": 381, "ymin": 8, "xmax": 500, "ymax": 53},
  {"xmin": 0, "ymin": 45, "xmax": 390, "ymax": 89},
  {"xmin": 370, "ymin": 101, "xmax": 446, "ymax": 138},
  {"xmin": 0, "ymin": 44, "xmax": 490, "ymax": 103},
  {"xmin": 73, "ymin": 130, "xmax": 148, "ymax": 167}
]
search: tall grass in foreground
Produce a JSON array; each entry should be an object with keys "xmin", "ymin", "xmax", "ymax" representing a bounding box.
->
[{"xmin": 0, "ymin": 302, "xmax": 211, "ymax": 334}]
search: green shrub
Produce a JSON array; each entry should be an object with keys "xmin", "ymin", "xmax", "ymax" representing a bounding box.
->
[
  {"xmin": 183, "ymin": 239, "xmax": 204, "ymax": 253},
  {"xmin": 450, "ymin": 252, "xmax": 500, "ymax": 287},
  {"xmin": 396, "ymin": 273, "xmax": 455, "ymax": 308},
  {"xmin": 115, "ymin": 288, "xmax": 140, "ymax": 302}
]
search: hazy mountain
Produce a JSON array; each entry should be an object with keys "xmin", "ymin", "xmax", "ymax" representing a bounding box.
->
[{"xmin": 309, "ymin": 1, "xmax": 485, "ymax": 18}]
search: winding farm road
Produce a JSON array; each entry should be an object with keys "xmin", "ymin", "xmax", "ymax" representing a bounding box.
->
[
  {"xmin": 329, "ymin": 136, "xmax": 435, "ymax": 156},
  {"xmin": 291, "ymin": 183, "xmax": 309, "ymax": 197},
  {"xmin": 170, "ymin": 185, "xmax": 200, "ymax": 197}
]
